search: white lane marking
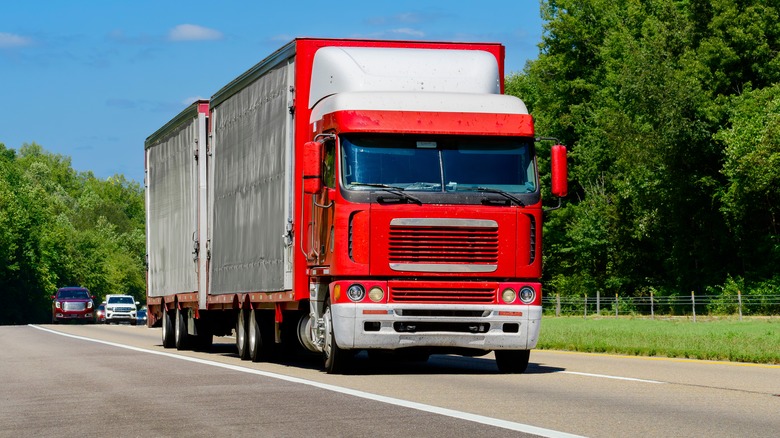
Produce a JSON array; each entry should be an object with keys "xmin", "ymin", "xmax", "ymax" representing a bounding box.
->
[
  {"xmin": 559, "ymin": 371, "xmax": 665, "ymax": 384},
  {"xmin": 30, "ymin": 325, "xmax": 584, "ymax": 438}
]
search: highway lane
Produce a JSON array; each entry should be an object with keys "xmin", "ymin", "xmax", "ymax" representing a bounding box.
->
[{"xmin": 2, "ymin": 324, "xmax": 778, "ymax": 437}]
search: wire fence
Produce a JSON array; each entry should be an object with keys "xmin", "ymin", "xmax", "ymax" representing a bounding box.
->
[{"xmin": 543, "ymin": 291, "xmax": 780, "ymax": 320}]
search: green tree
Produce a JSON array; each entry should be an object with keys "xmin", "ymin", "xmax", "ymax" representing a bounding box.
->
[
  {"xmin": 0, "ymin": 142, "xmax": 146, "ymax": 324},
  {"xmin": 716, "ymin": 84, "xmax": 780, "ymax": 279},
  {"xmin": 509, "ymin": 0, "xmax": 780, "ymax": 303}
]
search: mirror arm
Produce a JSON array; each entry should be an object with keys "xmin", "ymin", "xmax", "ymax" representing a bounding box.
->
[{"xmin": 543, "ymin": 197, "xmax": 562, "ymax": 213}]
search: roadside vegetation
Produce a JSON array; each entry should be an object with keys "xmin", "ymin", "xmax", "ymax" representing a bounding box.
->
[
  {"xmin": 507, "ymin": 0, "xmax": 780, "ymax": 313},
  {"xmin": 537, "ymin": 316, "xmax": 780, "ymax": 364},
  {"xmin": 0, "ymin": 143, "xmax": 145, "ymax": 325}
]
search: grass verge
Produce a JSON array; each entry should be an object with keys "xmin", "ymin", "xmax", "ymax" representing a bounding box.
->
[{"xmin": 536, "ymin": 316, "xmax": 780, "ymax": 364}]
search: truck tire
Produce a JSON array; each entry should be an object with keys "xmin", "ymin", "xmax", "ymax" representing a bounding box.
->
[
  {"xmin": 248, "ymin": 309, "xmax": 269, "ymax": 362},
  {"xmin": 495, "ymin": 349, "xmax": 530, "ymax": 374},
  {"xmin": 175, "ymin": 308, "xmax": 190, "ymax": 350},
  {"xmin": 236, "ymin": 309, "xmax": 250, "ymax": 360},
  {"xmin": 161, "ymin": 308, "xmax": 175, "ymax": 348},
  {"xmin": 323, "ymin": 301, "xmax": 351, "ymax": 374}
]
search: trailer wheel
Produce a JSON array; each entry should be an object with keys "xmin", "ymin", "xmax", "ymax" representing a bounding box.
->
[
  {"xmin": 323, "ymin": 301, "xmax": 351, "ymax": 374},
  {"xmin": 161, "ymin": 308, "xmax": 175, "ymax": 348},
  {"xmin": 248, "ymin": 309, "xmax": 270, "ymax": 362},
  {"xmin": 495, "ymin": 349, "xmax": 530, "ymax": 374},
  {"xmin": 236, "ymin": 309, "xmax": 250, "ymax": 360},
  {"xmin": 175, "ymin": 308, "xmax": 189, "ymax": 350}
]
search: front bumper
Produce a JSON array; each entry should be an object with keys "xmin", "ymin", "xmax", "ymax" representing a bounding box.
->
[
  {"xmin": 54, "ymin": 312, "xmax": 93, "ymax": 321},
  {"xmin": 106, "ymin": 312, "xmax": 136, "ymax": 323},
  {"xmin": 331, "ymin": 303, "xmax": 542, "ymax": 351}
]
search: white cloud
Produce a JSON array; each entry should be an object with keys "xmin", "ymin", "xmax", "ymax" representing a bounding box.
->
[
  {"xmin": 390, "ymin": 28, "xmax": 426, "ymax": 38},
  {"xmin": 0, "ymin": 32, "xmax": 32, "ymax": 48},
  {"xmin": 168, "ymin": 24, "xmax": 223, "ymax": 42}
]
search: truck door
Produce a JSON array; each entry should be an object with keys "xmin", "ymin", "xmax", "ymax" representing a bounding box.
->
[{"xmin": 310, "ymin": 138, "xmax": 336, "ymax": 265}]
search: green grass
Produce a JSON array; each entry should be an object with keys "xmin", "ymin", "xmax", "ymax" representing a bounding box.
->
[{"xmin": 537, "ymin": 316, "xmax": 780, "ymax": 364}]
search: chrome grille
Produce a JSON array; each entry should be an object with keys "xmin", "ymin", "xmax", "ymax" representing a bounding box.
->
[
  {"xmin": 389, "ymin": 285, "xmax": 496, "ymax": 304},
  {"xmin": 388, "ymin": 219, "xmax": 499, "ymax": 265},
  {"xmin": 63, "ymin": 302, "xmax": 86, "ymax": 311}
]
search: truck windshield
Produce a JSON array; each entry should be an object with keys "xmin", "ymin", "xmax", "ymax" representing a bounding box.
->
[{"xmin": 340, "ymin": 135, "xmax": 536, "ymax": 193}]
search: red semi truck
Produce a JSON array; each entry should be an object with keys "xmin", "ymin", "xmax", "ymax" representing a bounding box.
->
[{"xmin": 144, "ymin": 38, "xmax": 567, "ymax": 373}]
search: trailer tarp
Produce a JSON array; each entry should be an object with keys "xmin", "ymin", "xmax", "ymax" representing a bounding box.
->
[
  {"xmin": 146, "ymin": 117, "xmax": 198, "ymax": 297},
  {"xmin": 209, "ymin": 60, "xmax": 291, "ymax": 294}
]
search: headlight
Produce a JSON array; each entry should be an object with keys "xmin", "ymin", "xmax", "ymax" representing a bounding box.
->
[
  {"xmin": 368, "ymin": 286, "xmax": 385, "ymax": 302},
  {"xmin": 346, "ymin": 284, "xmax": 366, "ymax": 302},
  {"xmin": 87, "ymin": 301, "xmax": 93, "ymax": 309},
  {"xmin": 519, "ymin": 286, "xmax": 535, "ymax": 304},
  {"xmin": 501, "ymin": 288, "xmax": 517, "ymax": 304}
]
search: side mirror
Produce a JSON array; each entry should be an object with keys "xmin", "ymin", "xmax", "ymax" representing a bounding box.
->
[
  {"xmin": 302, "ymin": 141, "xmax": 323, "ymax": 194},
  {"xmin": 551, "ymin": 144, "xmax": 568, "ymax": 198}
]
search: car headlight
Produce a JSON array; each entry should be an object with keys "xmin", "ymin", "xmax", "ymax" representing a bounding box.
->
[
  {"xmin": 519, "ymin": 286, "xmax": 535, "ymax": 304},
  {"xmin": 87, "ymin": 301, "xmax": 93, "ymax": 309},
  {"xmin": 368, "ymin": 286, "xmax": 385, "ymax": 302},
  {"xmin": 501, "ymin": 288, "xmax": 517, "ymax": 304},
  {"xmin": 346, "ymin": 284, "xmax": 366, "ymax": 302},
  {"xmin": 55, "ymin": 301, "xmax": 62, "ymax": 309}
]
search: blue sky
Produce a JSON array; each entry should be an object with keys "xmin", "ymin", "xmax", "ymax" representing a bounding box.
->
[{"xmin": 1, "ymin": 1, "xmax": 544, "ymax": 183}]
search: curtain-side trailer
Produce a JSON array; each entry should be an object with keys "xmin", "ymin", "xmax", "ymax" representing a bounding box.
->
[{"xmin": 144, "ymin": 38, "xmax": 568, "ymax": 373}]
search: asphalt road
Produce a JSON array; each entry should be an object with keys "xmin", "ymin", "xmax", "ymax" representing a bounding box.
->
[{"xmin": 1, "ymin": 324, "xmax": 778, "ymax": 438}]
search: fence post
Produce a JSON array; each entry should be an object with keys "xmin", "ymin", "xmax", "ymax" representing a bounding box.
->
[
  {"xmin": 556, "ymin": 293, "xmax": 561, "ymax": 317},
  {"xmin": 738, "ymin": 290, "xmax": 743, "ymax": 321},
  {"xmin": 650, "ymin": 290, "xmax": 655, "ymax": 320},
  {"xmin": 596, "ymin": 290, "xmax": 601, "ymax": 315},
  {"xmin": 691, "ymin": 291, "xmax": 696, "ymax": 323},
  {"xmin": 584, "ymin": 294, "xmax": 588, "ymax": 319},
  {"xmin": 615, "ymin": 293, "xmax": 619, "ymax": 318}
]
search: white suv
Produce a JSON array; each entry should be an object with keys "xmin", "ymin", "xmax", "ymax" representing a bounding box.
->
[{"xmin": 104, "ymin": 295, "xmax": 139, "ymax": 325}]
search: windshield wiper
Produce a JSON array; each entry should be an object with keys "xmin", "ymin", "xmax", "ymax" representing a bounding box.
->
[
  {"xmin": 468, "ymin": 187, "xmax": 525, "ymax": 206},
  {"xmin": 349, "ymin": 183, "xmax": 422, "ymax": 205}
]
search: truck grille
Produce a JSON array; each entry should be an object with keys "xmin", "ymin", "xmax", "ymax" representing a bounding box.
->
[
  {"xmin": 63, "ymin": 302, "xmax": 86, "ymax": 311},
  {"xmin": 389, "ymin": 284, "xmax": 496, "ymax": 304},
  {"xmin": 388, "ymin": 219, "xmax": 499, "ymax": 265}
]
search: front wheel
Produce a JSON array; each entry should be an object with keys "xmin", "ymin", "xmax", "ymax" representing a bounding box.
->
[
  {"xmin": 495, "ymin": 349, "xmax": 530, "ymax": 374},
  {"xmin": 323, "ymin": 301, "xmax": 351, "ymax": 374}
]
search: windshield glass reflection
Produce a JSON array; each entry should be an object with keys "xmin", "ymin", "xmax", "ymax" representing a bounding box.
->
[{"xmin": 340, "ymin": 135, "xmax": 536, "ymax": 193}]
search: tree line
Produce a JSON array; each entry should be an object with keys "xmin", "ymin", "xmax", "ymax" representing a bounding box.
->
[
  {"xmin": 0, "ymin": 143, "xmax": 145, "ymax": 324},
  {"xmin": 507, "ymin": 0, "xmax": 779, "ymax": 308}
]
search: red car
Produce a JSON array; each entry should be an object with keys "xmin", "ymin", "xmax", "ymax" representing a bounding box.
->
[
  {"xmin": 52, "ymin": 287, "xmax": 95, "ymax": 323},
  {"xmin": 94, "ymin": 303, "xmax": 106, "ymax": 323}
]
